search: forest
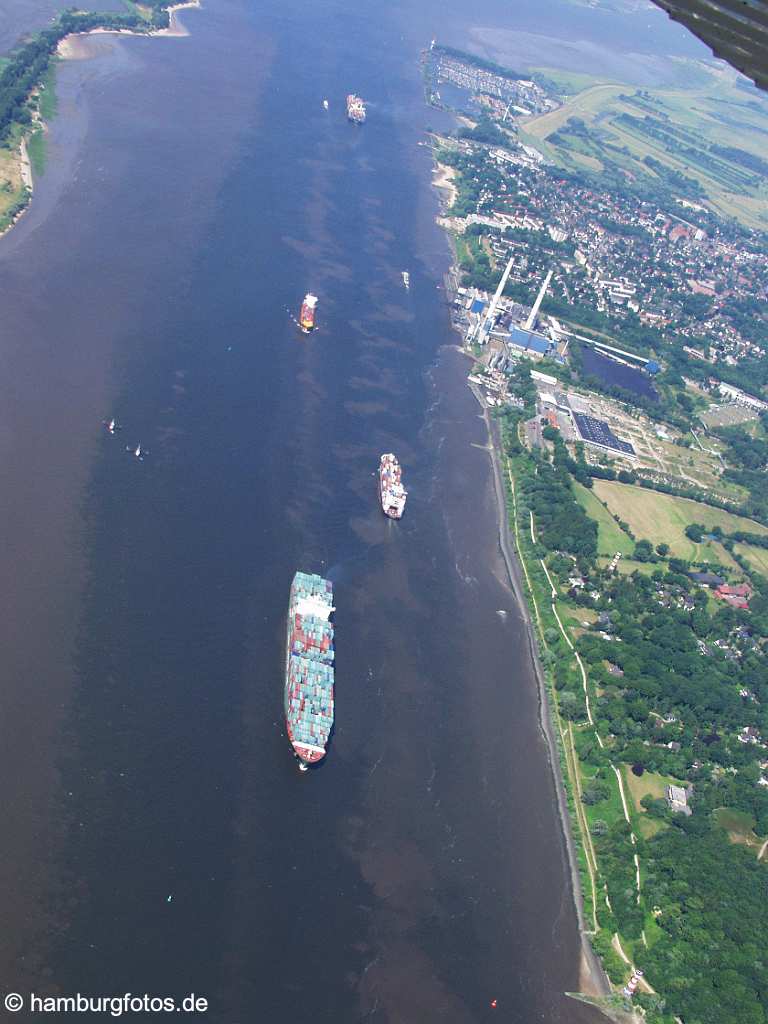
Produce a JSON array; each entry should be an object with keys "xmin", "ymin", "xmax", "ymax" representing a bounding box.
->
[{"xmin": 500, "ymin": 365, "xmax": 768, "ymax": 1023}]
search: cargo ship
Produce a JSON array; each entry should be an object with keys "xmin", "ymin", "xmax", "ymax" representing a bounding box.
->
[
  {"xmin": 346, "ymin": 94, "xmax": 366, "ymax": 123},
  {"xmin": 379, "ymin": 453, "xmax": 407, "ymax": 519},
  {"xmin": 299, "ymin": 293, "xmax": 318, "ymax": 333},
  {"xmin": 285, "ymin": 572, "xmax": 335, "ymax": 770}
]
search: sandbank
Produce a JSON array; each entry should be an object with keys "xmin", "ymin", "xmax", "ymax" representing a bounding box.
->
[
  {"xmin": 57, "ymin": 0, "xmax": 201, "ymax": 60},
  {"xmin": 432, "ymin": 161, "xmax": 458, "ymax": 207}
]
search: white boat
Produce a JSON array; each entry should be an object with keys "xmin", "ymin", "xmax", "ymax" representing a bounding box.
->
[
  {"xmin": 107, "ymin": 418, "xmax": 116, "ymax": 434},
  {"xmin": 323, "ymin": 99, "xmax": 329, "ymax": 110},
  {"xmin": 402, "ymin": 271, "xmax": 410, "ymax": 289}
]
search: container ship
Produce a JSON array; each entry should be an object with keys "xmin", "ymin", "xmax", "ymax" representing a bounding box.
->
[
  {"xmin": 346, "ymin": 94, "xmax": 366, "ymax": 123},
  {"xmin": 285, "ymin": 572, "xmax": 335, "ymax": 770},
  {"xmin": 379, "ymin": 453, "xmax": 407, "ymax": 519},
  {"xmin": 299, "ymin": 293, "xmax": 318, "ymax": 333}
]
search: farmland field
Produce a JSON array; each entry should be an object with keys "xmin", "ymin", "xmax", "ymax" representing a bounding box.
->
[
  {"xmin": 521, "ymin": 68, "xmax": 768, "ymax": 230},
  {"xmin": 573, "ymin": 482, "xmax": 635, "ymax": 556},
  {"xmin": 592, "ymin": 480, "xmax": 768, "ymax": 559},
  {"xmin": 734, "ymin": 543, "xmax": 768, "ymax": 578}
]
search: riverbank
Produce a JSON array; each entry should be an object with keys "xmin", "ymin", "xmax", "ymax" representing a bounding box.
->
[
  {"xmin": 431, "ymin": 159, "xmax": 458, "ymax": 207},
  {"xmin": 430, "ymin": 97, "xmax": 627, "ymax": 1004},
  {"xmin": 0, "ymin": 1, "xmax": 200, "ymax": 243},
  {"xmin": 57, "ymin": 0, "xmax": 200, "ymax": 56},
  {"xmin": 0, "ymin": 131, "xmax": 33, "ymax": 238},
  {"xmin": 476, "ymin": 386, "xmax": 611, "ymax": 1002},
  {"xmin": 469, "ymin": 378, "xmax": 647, "ymax": 1024}
]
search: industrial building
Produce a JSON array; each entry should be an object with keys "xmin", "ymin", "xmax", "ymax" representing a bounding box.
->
[
  {"xmin": 507, "ymin": 325, "xmax": 552, "ymax": 358},
  {"xmin": 572, "ymin": 413, "xmax": 637, "ymax": 460}
]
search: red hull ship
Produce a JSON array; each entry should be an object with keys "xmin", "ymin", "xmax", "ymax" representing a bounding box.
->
[{"xmin": 299, "ymin": 293, "xmax": 318, "ymax": 333}]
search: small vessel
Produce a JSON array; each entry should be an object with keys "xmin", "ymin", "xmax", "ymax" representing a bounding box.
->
[
  {"xmin": 346, "ymin": 94, "xmax": 366, "ymax": 123},
  {"xmin": 299, "ymin": 293, "xmax": 318, "ymax": 333},
  {"xmin": 107, "ymin": 418, "xmax": 116, "ymax": 434},
  {"xmin": 323, "ymin": 99, "xmax": 329, "ymax": 110},
  {"xmin": 402, "ymin": 271, "xmax": 410, "ymax": 289},
  {"xmin": 379, "ymin": 453, "xmax": 407, "ymax": 519},
  {"xmin": 126, "ymin": 443, "xmax": 145, "ymax": 460},
  {"xmin": 285, "ymin": 572, "xmax": 335, "ymax": 769}
]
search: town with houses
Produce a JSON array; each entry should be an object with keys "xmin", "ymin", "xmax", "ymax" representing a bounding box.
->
[
  {"xmin": 426, "ymin": 46, "xmax": 768, "ymax": 368},
  {"xmin": 427, "ymin": 44, "xmax": 768, "ymax": 1023}
]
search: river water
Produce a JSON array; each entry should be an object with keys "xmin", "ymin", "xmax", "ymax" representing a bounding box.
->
[{"xmin": 0, "ymin": 0, "xmax": 701, "ymax": 1018}]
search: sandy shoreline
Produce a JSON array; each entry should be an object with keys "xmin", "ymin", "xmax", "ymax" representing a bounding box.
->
[
  {"xmin": 432, "ymin": 160, "xmax": 458, "ymax": 207},
  {"xmin": 0, "ymin": 1, "xmax": 201, "ymax": 245},
  {"xmin": 19, "ymin": 136, "xmax": 32, "ymax": 191},
  {"xmin": 58, "ymin": 0, "xmax": 201, "ymax": 58}
]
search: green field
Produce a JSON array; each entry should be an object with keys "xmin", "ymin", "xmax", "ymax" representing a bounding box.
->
[
  {"xmin": 592, "ymin": 480, "xmax": 768, "ymax": 560},
  {"xmin": 597, "ymin": 556, "xmax": 657, "ymax": 576},
  {"xmin": 624, "ymin": 768, "xmax": 682, "ymax": 838},
  {"xmin": 734, "ymin": 543, "xmax": 768, "ymax": 579},
  {"xmin": 530, "ymin": 66, "xmax": 614, "ymax": 97},
  {"xmin": 521, "ymin": 69, "xmax": 768, "ymax": 230},
  {"xmin": 713, "ymin": 807, "xmax": 766, "ymax": 855},
  {"xmin": 624, "ymin": 767, "xmax": 679, "ymax": 811},
  {"xmin": 573, "ymin": 482, "xmax": 635, "ymax": 556}
]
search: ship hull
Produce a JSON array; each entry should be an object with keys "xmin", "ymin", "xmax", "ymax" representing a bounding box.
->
[
  {"xmin": 346, "ymin": 94, "xmax": 366, "ymax": 123},
  {"xmin": 379, "ymin": 477, "xmax": 403, "ymax": 519},
  {"xmin": 378, "ymin": 453, "xmax": 407, "ymax": 519},
  {"xmin": 284, "ymin": 573, "xmax": 334, "ymax": 768},
  {"xmin": 299, "ymin": 294, "xmax": 318, "ymax": 334}
]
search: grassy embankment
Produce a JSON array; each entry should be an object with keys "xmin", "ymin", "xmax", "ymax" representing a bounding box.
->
[
  {"xmin": 0, "ymin": 123, "xmax": 30, "ymax": 232},
  {"xmin": 26, "ymin": 65, "xmax": 58, "ymax": 176}
]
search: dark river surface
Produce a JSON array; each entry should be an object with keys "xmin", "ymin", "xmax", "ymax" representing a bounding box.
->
[{"xmin": 0, "ymin": 0, "xmax": 704, "ymax": 1018}]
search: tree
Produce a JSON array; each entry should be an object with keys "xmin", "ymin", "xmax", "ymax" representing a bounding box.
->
[{"xmin": 559, "ymin": 691, "xmax": 582, "ymax": 719}]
